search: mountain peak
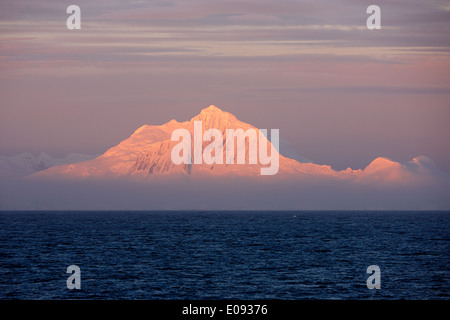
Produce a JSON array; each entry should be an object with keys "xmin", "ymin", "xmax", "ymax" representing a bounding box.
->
[
  {"xmin": 191, "ymin": 105, "xmax": 238, "ymax": 127},
  {"xmin": 363, "ymin": 157, "xmax": 401, "ymax": 174},
  {"xmin": 201, "ymin": 105, "xmax": 221, "ymax": 113},
  {"xmin": 369, "ymin": 157, "xmax": 400, "ymax": 166},
  {"xmin": 198, "ymin": 105, "xmax": 233, "ymax": 117}
]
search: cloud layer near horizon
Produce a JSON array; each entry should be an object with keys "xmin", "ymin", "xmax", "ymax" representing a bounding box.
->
[{"xmin": 1, "ymin": 175, "xmax": 449, "ymax": 210}]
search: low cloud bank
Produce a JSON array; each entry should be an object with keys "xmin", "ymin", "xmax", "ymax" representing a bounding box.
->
[{"xmin": 1, "ymin": 175, "xmax": 448, "ymax": 210}]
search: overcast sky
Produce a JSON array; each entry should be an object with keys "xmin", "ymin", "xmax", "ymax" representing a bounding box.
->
[{"xmin": 1, "ymin": 0, "xmax": 449, "ymax": 173}]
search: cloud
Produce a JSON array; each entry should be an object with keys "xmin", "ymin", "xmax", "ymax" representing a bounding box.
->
[
  {"xmin": 1, "ymin": 174, "xmax": 449, "ymax": 210},
  {"xmin": 1, "ymin": 0, "xmax": 450, "ymax": 67},
  {"xmin": 250, "ymin": 86, "xmax": 450, "ymax": 95}
]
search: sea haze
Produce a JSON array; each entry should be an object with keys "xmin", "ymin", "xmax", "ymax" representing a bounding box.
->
[{"xmin": 0, "ymin": 211, "xmax": 448, "ymax": 300}]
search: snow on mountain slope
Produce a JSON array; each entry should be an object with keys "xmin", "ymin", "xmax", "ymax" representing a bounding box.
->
[
  {"xmin": 0, "ymin": 152, "xmax": 94, "ymax": 178},
  {"xmin": 127, "ymin": 105, "xmax": 318, "ymax": 177},
  {"xmin": 31, "ymin": 105, "xmax": 449, "ymax": 185},
  {"xmin": 357, "ymin": 156, "xmax": 449, "ymax": 185},
  {"xmin": 34, "ymin": 105, "xmax": 333, "ymax": 179}
]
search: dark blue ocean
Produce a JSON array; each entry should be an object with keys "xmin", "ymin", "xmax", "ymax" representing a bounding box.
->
[{"xmin": 0, "ymin": 211, "xmax": 448, "ymax": 300}]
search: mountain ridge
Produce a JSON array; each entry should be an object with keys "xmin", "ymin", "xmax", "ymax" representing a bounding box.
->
[{"xmin": 30, "ymin": 105, "xmax": 448, "ymax": 184}]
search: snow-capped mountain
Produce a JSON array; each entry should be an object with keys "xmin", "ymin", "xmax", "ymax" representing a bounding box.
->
[
  {"xmin": 0, "ymin": 152, "xmax": 94, "ymax": 178},
  {"xmin": 30, "ymin": 105, "xmax": 344, "ymax": 179},
  {"xmin": 31, "ymin": 105, "xmax": 448, "ymax": 184},
  {"xmin": 356, "ymin": 156, "xmax": 449, "ymax": 185}
]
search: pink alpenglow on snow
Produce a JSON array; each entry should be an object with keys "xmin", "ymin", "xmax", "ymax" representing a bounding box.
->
[
  {"xmin": 170, "ymin": 106, "xmax": 280, "ymax": 175},
  {"xmin": 32, "ymin": 105, "xmax": 449, "ymax": 186}
]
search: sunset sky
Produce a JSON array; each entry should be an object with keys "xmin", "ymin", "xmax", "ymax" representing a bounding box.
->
[{"xmin": 1, "ymin": 0, "xmax": 450, "ymax": 173}]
